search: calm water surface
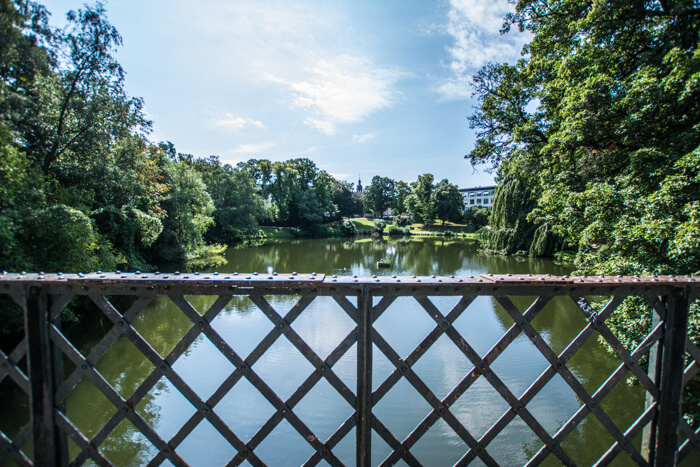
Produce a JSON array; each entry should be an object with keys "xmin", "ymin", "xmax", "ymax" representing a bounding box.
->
[{"xmin": 3, "ymin": 238, "xmax": 654, "ymax": 465}]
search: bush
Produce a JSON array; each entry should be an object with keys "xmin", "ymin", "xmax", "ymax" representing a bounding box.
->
[
  {"xmin": 395, "ymin": 215, "xmax": 412, "ymax": 227},
  {"xmin": 373, "ymin": 219, "xmax": 386, "ymax": 233},
  {"xmin": 387, "ymin": 226, "xmax": 412, "ymax": 236},
  {"xmin": 339, "ymin": 219, "xmax": 358, "ymax": 236},
  {"xmin": 444, "ymin": 230, "xmax": 456, "ymax": 237}
]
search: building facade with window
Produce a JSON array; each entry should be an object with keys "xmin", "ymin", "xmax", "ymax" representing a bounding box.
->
[{"xmin": 459, "ymin": 185, "xmax": 497, "ymax": 208}]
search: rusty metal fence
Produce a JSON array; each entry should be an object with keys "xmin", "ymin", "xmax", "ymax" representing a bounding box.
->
[{"xmin": 0, "ymin": 272, "xmax": 699, "ymax": 466}]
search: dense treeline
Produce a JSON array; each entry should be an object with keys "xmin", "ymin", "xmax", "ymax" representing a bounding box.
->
[
  {"xmin": 468, "ymin": 0, "xmax": 700, "ymax": 426},
  {"xmin": 0, "ymin": 0, "xmax": 477, "ymax": 280}
]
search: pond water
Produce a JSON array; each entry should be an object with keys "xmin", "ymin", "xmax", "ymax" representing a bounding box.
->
[{"xmin": 2, "ymin": 237, "xmax": 655, "ymax": 465}]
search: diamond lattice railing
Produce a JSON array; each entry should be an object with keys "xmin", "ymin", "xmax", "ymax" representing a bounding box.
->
[
  {"xmin": 0, "ymin": 291, "xmax": 32, "ymax": 467},
  {"xmin": 46, "ymin": 289, "xmax": 361, "ymax": 466},
  {"xmin": 679, "ymin": 336, "xmax": 700, "ymax": 461},
  {"xmin": 1, "ymin": 272, "xmax": 699, "ymax": 466},
  {"xmin": 366, "ymin": 292, "xmax": 669, "ymax": 466}
]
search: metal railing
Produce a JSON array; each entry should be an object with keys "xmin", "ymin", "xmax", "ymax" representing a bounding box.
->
[{"xmin": 0, "ymin": 272, "xmax": 699, "ymax": 466}]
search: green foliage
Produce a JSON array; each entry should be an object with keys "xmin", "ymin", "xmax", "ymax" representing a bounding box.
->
[
  {"xmin": 468, "ymin": 0, "xmax": 700, "ymax": 426},
  {"xmin": 405, "ymin": 174, "xmax": 435, "ymax": 224},
  {"xmin": 463, "ymin": 206, "xmax": 490, "ymax": 231},
  {"xmin": 21, "ymin": 204, "xmax": 122, "ymax": 272},
  {"xmin": 193, "ymin": 156, "xmax": 262, "ymax": 242},
  {"xmin": 363, "ymin": 176, "xmax": 395, "ymax": 216},
  {"xmin": 332, "ymin": 180, "xmax": 360, "ymax": 217},
  {"xmin": 298, "ymin": 189, "xmax": 325, "ymax": 227},
  {"xmin": 432, "ymin": 179, "xmax": 465, "ymax": 225},
  {"xmin": 339, "ymin": 218, "xmax": 358, "ymax": 236},
  {"xmin": 479, "ymin": 173, "xmax": 540, "ymax": 254},
  {"xmin": 387, "ymin": 225, "xmax": 412, "ymax": 236},
  {"xmin": 394, "ymin": 215, "xmax": 412, "ymax": 227},
  {"xmin": 151, "ymin": 160, "xmax": 215, "ymax": 263},
  {"xmin": 373, "ymin": 219, "xmax": 386, "ymax": 233}
]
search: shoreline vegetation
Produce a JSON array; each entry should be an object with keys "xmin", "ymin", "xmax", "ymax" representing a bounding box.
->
[{"xmin": 258, "ymin": 219, "xmax": 479, "ymax": 241}]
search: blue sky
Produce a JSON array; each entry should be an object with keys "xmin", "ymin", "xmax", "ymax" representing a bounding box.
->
[{"xmin": 41, "ymin": 0, "xmax": 529, "ymax": 189}]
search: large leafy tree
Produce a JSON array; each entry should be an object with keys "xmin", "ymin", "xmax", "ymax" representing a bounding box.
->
[
  {"xmin": 363, "ymin": 176, "xmax": 396, "ymax": 217},
  {"xmin": 468, "ymin": 0, "xmax": 700, "ymax": 273},
  {"xmin": 432, "ymin": 179, "xmax": 465, "ymax": 225},
  {"xmin": 467, "ymin": 0, "xmax": 700, "ymax": 426},
  {"xmin": 405, "ymin": 174, "xmax": 435, "ymax": 224},
  {"xmin": 193, "ymin": 156, "xmax": 262, "ymax": 242}
]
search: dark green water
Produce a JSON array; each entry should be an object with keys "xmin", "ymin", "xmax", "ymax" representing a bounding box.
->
[{"xmin": 1, "ymin": 237, "xmax": 663, "ymax": 465}]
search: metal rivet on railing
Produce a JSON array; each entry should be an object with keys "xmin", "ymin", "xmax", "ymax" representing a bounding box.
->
[
  {"xmin": 81, "ymin": 363, "xmax": 88, "ymax": 370},
  {"xmin": 201, "ymin": 407, "xmax": 208, "ymax": 413},
  {"xmin": 174, "ymin": 271, "xmax": 180, "ymax": 275},
  {"xmin": 281, "ymin": 408, "xmax": 287, "ymax": 413},
  {"xmin": 240, "ymin": 365, "xmax": 247, "ymax": 371}
]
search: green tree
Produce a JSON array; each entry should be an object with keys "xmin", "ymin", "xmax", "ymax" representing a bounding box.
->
[
  {"xmin": 363, "ymin": 176, "xmax": 395, "ymax": 217},
  {"xmin": 332, "ymin": 180, "xmax": 360, "ymax": 217},
  {"xmin": 393, "ymin": 180, "xmax": 411, "ymax": 215},
  {"xmin": 193, "ymin": 156, "xmax": 262, "ymax": 242},
  {"xmin": 152, "ymin": 160, "xmax": 214, "ymax": 263},
  {"xmin": 432, "ymin": 179, "xmax": 465, "ymax": 225},
  {"xmin": 467, "ymin": 0, "xmax": 700, "ymax": 426},
  {"xmin": 405, "ymin": 174, "xmax": 435, "ymax": 224}
]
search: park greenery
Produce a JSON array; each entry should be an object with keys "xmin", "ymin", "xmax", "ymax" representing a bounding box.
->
[
  {"xmin": 0, "ymin": 0, "xmax": 473, "ymax": 280},
  {"xmin": 470, "ymin": 0, "xmax": 700, "ymax": 427}
]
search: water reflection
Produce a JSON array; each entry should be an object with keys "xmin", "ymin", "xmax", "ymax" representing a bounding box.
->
[{"xmin": 48, "ymin": 237, "xmax": 650, "ymax": 465}]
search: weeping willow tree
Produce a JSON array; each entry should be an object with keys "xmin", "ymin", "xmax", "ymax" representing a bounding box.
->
[{"xmin": 479, "ymin": 173, "xmax": 564, "ymax": 256}]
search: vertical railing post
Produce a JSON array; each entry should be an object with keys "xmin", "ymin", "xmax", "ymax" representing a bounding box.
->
[
  {"xmin": 654, "ymin": 286, "xmax": 689, "ymax": 466},
  {"xmin": 357, "ymin": 286, "xmax": 372, "ymax": 467},
  {"xmin": 25, "ymin": 286, "xmax": 58, "ymax": 466},
  {"xmin": 642, "ymin": 303, "xmax": 662, "ymax": 461}
]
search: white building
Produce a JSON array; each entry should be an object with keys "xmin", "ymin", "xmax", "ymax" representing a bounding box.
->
[{"xmin": 459, "ymin": 185, "xmax": 497, "ymax": 208}]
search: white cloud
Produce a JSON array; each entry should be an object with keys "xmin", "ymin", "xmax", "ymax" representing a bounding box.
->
[
  {"xmin": 439, "ymin": 0, "xmax": 529, "ymax": 100},
  {"xmin": 303, "ymin": 117, "xmax": 337, "ymax": 136},
  {"xmin": 266, "ymin": 56, "xmax": 400, "ymax": 135},
  {"xmin": 231, "ymin": 142, "xmax": 276, "ymax": 154},
  {"xmin": 353, "ymin": 134, "xmax": 374, "ymax": 143},
  {"xmin": 214, "ymin": 114, "xmax": 264, "ymax": 130}
]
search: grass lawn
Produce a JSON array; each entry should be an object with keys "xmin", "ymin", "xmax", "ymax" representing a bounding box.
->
[
  {"xmin": 258, "ymin": 226, "xmax": 294, "ymax": 239},
  {"xmin": 349, "ymin": 218, "xmax": 477, "ymax": 238},
  {"xmin": 350, "ymin": 218, "xmax": 381, "ymax": 231}
]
